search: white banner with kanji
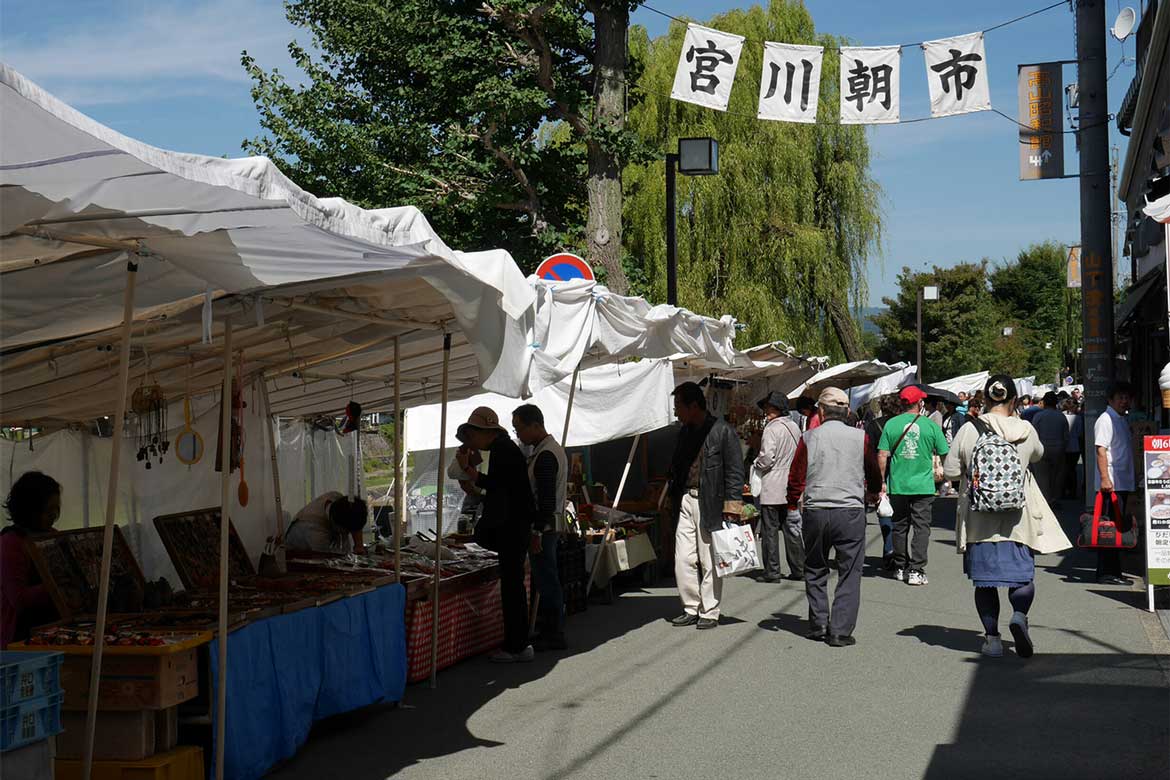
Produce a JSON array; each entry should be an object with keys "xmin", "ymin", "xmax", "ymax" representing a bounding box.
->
[
  {"xmin": 838, "ymin": 46, "xmax": 901, "ymax": 124},
  {"xmin": 671, "ymin": 24, "xmax": 745, "ymax": 112},
  {"xmin": 757, "ymin": 42, "xmax": 823, "ymax": 123},
  {"xmin": 923, "ymin": 32, "xmax": 991, "ymax": 117}
]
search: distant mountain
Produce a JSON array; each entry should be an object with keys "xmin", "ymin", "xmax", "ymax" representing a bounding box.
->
[{"xmin": 859, "ymin": 307, "xmax": 885, "ymax": 335}]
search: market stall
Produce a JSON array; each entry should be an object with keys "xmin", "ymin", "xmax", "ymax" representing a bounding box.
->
[{"xmin": 1, "ymin": 61, "xmax": 536, "ymax": 780}]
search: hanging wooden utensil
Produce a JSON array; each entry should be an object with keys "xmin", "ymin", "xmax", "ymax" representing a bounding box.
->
[
  {"xmin": 238, "ymin": 455, "xmax": 249, "ymax": 506},
  {"xmin": 175, "ymin": 363, "xmax": 203, "ymax": 466}
]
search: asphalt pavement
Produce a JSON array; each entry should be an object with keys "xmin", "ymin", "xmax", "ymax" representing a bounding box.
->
[{"xmin": 270, "ymin": 500, "xmax": 1170, "ymax": 779}]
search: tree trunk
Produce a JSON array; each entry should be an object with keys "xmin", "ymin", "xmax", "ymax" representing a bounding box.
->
[
  {"xmin": 826, "ymin": 296, "xmax": 865, "ymax": 362},
  {"xmin": 586, "ymin": 3, "xmax": 628, "ymax": 294}
]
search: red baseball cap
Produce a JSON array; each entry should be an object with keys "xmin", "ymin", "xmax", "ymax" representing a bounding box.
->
[{"xmin": 900, "ymin": 386, "xmax": 928, "ymax": 404}]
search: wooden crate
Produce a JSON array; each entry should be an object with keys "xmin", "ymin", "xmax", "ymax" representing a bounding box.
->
[
  {"xmin": 59, "ymin": 649, "xmax": 198, "ymax": 711},
  {"xmin": 152, "ymin": 507, "xmax": 254, "ymax": 591},
  {"xmin": 25, "ymin": 527, "xmax": 144, "ymax": 620},
  {"xmin": 56, "ymin": 744, "xmax": 204, "ymax": 780}
]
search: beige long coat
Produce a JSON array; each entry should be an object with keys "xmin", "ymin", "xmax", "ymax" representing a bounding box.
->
[{"xmin": 942, "ymin": 413, "xmax": 1073, "ymax": 555}]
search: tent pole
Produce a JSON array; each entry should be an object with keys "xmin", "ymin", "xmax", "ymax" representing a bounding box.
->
[
  {"xmin": 259, "ymin": 377, "xmax": 284, "ymax": 539},
  {"xmin": 560, "ymin": 364, "xmax": 581, "ymax": 446},
  {"xmin": 430, "ymin": 333, "xmax": 452, "ymax": 688},
  {"xmin": 82, "ymin": 258, "xmax": 138, "ymax": 780},
  {"xmin": 585, "ymin": 433, "xmax": 641, "ymax": 595},
  {"xmin": 215, "ymin": 321, "xmax": 233, "ymax": 780},
  {"xmin": 392, "ymin": 336, "xmax": 403, "ymax": 581}
]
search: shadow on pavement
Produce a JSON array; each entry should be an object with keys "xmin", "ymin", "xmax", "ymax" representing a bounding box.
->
[
  {"xmin": 897, "ymin": 624, "xmax": 1005, "ymax": 655},
  {"xmin": 758, "ymin": 610, "xmax": 810, "ymax": 638},
  {"xmin": 923, "ymin": 653, "xmax": 1170, "ymax": 779},
  {"xmin": 267, "ymin": 591, "xmax": 681, "ymax": 780}
]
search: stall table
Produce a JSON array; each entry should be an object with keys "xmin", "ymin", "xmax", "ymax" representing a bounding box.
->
[{"xmin": 585, "ymin": 532, "xmax": 657, "ymax": 589}]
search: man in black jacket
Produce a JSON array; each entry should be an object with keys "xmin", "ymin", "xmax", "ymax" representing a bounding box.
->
[
  {"xmin": 455, "ymin": 407, "xmax": 536, "ymax": 663},
  {"xmin": 668, "ymin": 382, "xmax": 744, "ymax": 630}
]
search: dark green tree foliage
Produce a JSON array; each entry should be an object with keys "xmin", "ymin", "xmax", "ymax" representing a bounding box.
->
[
  {"xmin": 871, "ymin": 262, "xmax": 1028, "ymax": 381},
  {"xmin": 242, "ymin": 0, "xmax": 642, "ymax": 285},
  {"xmin": 623, "ymin": 1, "xmax": 882, "ymax": 357},
  {"xmin": 990, "ymin": 240, "xmax": 1081, "ymax": 382}
]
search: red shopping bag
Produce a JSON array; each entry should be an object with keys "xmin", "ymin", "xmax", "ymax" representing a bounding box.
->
[{"xmin": 1077, "ymin": 490, "xmax": 1138, "ymax": 549}]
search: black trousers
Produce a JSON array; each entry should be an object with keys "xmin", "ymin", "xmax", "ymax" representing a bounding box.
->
[
  {"xmin": 802, "ymin": 506, "xmax": 866, "ymax": 637},
  {"xmin": 498, "ymin": 542, "xmax": 530, "ymax": 653},
  {"xmin": 1096, "ymin": 491, "xmax": 1131, "ymax": 578},
  {"xmin": 891, "ymin": 494, "xmax": 934, "ymax": 571}
]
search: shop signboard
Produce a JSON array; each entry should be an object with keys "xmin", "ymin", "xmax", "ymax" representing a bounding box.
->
[
  {"xmin": 1017, "ymin": 62, "xmax": 1063, "ymax": 181},
  {"xmin": 1142, "ymin": 435, "xmax": 1170, "ymax": 610}
]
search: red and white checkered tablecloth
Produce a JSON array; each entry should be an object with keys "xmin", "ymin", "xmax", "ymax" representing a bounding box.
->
[{"xmin": 406, "ymin": 574, "xmax": 530, "ymax": 683}]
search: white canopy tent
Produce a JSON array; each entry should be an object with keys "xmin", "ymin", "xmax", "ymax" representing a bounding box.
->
[
  {"xmin": 1, "ymin": 61, "xmax": 543, "ymax": 776},
  {"xmin": 487, "ymin": 277, "xmax": 752, "ymax": 397},
  {"xmin": 786, "ymin": 359, "xmax": 906, "ymax": 400},
  {"xmin": 931, "ymin": 371, "xmax": 992, "ymax": 396},
  {"xmin": 848, "ymin": 364, "xmax": 919, "ymax": 410}
]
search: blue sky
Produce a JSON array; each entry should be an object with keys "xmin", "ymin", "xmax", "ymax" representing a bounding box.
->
[{"xmin": 0, "ymin": 0, "xmax": 1137, "ymax": 306}]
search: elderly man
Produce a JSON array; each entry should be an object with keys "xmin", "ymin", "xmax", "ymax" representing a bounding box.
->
[
  {"xmin": 668, "ymin": 382, "xmax": 744, "ymax": 630},
  {"xmin": 787, "ymin": 388, "xmax": 882, "ymax": 647},
  {"xmin": 753, "ymin": 391, "xmax": 804, "ymax": 582}
]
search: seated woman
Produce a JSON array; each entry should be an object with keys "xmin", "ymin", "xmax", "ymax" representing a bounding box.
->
[
  {"xmin": 1, "ymin": 471, "xmax": 61, "ymax": 648},
  {"xmin": 284, "ymin": 491, "xmax": 368, "ymax": 554}
]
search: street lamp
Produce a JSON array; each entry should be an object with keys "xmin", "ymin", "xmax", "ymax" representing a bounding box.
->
[
  {"xmin": 917, "ymin": 285, "xmax": 938, "ymax": 382},
  {"xmin": 666, "ymin": 138, "xmax": 719, "ymax": 306}
]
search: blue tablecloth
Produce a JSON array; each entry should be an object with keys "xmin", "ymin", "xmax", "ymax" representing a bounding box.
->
[{"xmin": 209, "ymin": 584, "xmax": 407, "ymax": 780}]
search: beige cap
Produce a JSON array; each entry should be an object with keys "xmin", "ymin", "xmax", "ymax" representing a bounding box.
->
[
  {"xmin": 817, "ymin": 386, "xmax": 849, "ymax": 408},
  {"xmin": 456, "ymin": 406, "xmax": 506, "ymax": 442}
]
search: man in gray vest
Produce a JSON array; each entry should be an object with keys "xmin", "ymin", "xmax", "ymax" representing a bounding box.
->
[
  {"xmin": 513, "ymin": 403, "xmax": 567, "ymax": 650},
  {"xmin": 787, "ymin": 387, "xmax": 882, "ymax": 647}
]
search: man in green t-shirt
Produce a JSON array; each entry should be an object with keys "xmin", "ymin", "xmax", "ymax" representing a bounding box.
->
[{"xmin": 877, "ymin": 386, "xmax": 949, "ymax": 586}]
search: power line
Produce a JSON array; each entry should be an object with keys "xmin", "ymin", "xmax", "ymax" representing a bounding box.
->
[{"xmin": 638, "ymin": 0, "xmax": 1068, "ymax": 48}]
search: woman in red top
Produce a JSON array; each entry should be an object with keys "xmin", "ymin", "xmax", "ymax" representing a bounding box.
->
[{"xmin": 1, "ymin": 471, "xmax": 61, "ymax": 648}]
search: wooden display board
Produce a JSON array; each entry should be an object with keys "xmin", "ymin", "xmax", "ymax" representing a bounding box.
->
[
  {"xmin": 152, "ymin": 507, "xmax": 255, "ymax": 590},
  {"xmin": 25, "ymin": 526, "xmax": 145, "ymax": 620}
]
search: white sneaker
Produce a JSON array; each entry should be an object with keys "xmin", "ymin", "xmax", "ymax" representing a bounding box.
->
[
  {"xmin": 489, "ymin": 645, "xmax": 535, "ymax": 663},
  {"xmin": 893, "ymin": 568, "xmax": 906, "ymax": 582},
  {"xmin": 907, "ymin": 570, "xmax": 928, "ymax": 586},
  {"xmin": 981, "ymin": 635, "xmax": 1004, "ymax": 657}
]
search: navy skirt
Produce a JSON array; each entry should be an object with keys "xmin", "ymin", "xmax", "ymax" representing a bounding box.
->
[{"xmin": 963, "ymin": 541, "xmax": 1034, "ymax": 588}]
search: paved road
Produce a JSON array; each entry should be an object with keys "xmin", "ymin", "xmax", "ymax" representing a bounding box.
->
[{"xmin": 271, "ymin": 501, "xmax": 1169, "ymax": 779}]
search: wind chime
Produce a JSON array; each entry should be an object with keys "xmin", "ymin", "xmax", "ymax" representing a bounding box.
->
[{"xmin": 132, "ymin": 360, "xmax": 169, "ymax": 469}]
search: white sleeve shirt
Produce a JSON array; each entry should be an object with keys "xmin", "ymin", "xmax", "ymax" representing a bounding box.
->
[{"xmin": 1093, "ymin": 407, "xmax": 1135, "ymax": 492}]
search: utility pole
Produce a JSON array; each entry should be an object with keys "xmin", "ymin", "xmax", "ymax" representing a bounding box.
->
[
  {"xmin": 665, "ymin": 152, "xmax": 678, "ymax": 306},
  {"xmin": 916, "ymin": 288, "xmax": 924, "ymax": 384},
  {"xmin": 1076, "ymin": 0, "xmax": 1114, "ymax": 506}
]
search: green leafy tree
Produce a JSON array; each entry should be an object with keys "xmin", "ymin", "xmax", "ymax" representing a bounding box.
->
[
  {"xmin": 242, "ymin": 0, "xmax": 643, "ymax": 288},
  {"xmin": 990, "ymin": 241, "xmax": 1081, "ymax": 384},
  {"xmin": 622, "ymin": 1, "xmax": 882, "ymax": 357},
  {"xmin": 871, "ymin": 262, "xmax": 1030, "ymax": 381}
]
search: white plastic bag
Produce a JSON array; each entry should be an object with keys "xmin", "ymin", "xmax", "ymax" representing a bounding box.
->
[
  {"xmin": 877, "ymin": 494, "xmax": 894, "ymax": 518},
  {"xmin": 748, "ymin": 464, "xmax": 764, "ymax": 497},
  {"xmin": 711, "ymin": 522, "xmax": 761, "ymax": 578}
]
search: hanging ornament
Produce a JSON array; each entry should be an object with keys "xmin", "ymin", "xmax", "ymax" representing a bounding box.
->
[{"xmin": 131, "ymin": 379, "xmax": 168, "ymax": 470}]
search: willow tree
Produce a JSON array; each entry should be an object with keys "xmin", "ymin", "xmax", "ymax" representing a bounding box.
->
[{"xmin": 623, "ymin": 1, "xmax": 882, "ymax": 357}]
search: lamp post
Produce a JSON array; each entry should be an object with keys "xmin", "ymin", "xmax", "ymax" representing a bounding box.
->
[
  {"xmin": 917, "ymin": 285, "xmax": 939, "ymax": 383},
  {"xmin": 666, "ymin": 137, "xmax": 719, "ymax": 306}
]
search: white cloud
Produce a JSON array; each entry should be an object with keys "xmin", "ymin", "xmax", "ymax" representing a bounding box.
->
[{"xmin": 1, "ymin": 0, "xmax": 299, "ymax": 105}]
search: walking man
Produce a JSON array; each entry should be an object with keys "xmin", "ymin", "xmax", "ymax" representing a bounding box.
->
[
  {"xmin": 786, "ymin": 387, "xmax": 882, "ymax": 647},
  {"xmin": 1029, "ymin": 392, "xmax": 1068, "ymax": 505},
  {"xmin": 878, "ymin": 386, "xmax": 949, "ymax": 586},
  {"xmin": 512, "ymin": 403, "xmax": 567, "ymax": 651},
  {"xmin": 1094, "ymin": 381, "xmax": 1136, "ymax": 585},
  {"xmin": 455, "ymin": 407, "xmax": 536, "ymax": 663},
  {"xmin": 668, "ymin": 382, "xmax": 744, "ymax": 630},
  {"xmin": 753, "ymin": 392, "xmax": 804, "ymax": 582}
]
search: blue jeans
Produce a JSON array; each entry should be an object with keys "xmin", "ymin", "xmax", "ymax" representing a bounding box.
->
[
  {"xmin": 878, "ymin": 514, "xmax": 895, "ymax": 558},
  {"xmin": 531, "ymin": 531, "xmax": 564, "ymax": 635}
]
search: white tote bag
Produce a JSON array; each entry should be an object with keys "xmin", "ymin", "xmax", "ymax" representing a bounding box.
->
[{"xmin": 711, "ymin": 522, "xmax": 761, "ymax": 578}]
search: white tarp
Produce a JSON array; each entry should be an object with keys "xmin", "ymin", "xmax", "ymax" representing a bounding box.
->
[
  {"xmin": 1, "ymin": 63, "xmax": 536, "ymax": 425},
  {"xmin": 787, "ymin": 359, "xmax": 905, "ymax": 399},
  {"xmin": 931, "ymin": 371, "xmax": 991, "ymax": 395},
  {"xmin": 849, "ymin": 364, "xmax": 918, "ymax": 410},
  {"xmin": 486, "ymin": 278, "xmax": 751, "ymax": 397},
  {"xmin": 408, "ymin": 359, "xmax": 675, "ymax": 451}
]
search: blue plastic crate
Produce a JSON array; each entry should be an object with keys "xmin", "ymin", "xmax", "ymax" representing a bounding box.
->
[
  {"xmin": 0, "ymin": 691, "xmax": 64, "ymax": 752},
  {"xmin": 0, "ymin": 651, "xmax": 63, "ymax": 708}
]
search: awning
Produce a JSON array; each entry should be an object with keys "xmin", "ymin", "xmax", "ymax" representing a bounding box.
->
[
  {"xmin": 1116, "ymin": 267, "xmax": 1166, "ymax": 333},
  {"xmin": 787, "ymin": 359, "xmax": 906, "ymax": 400},
  {"xmin": 1, "ymin": 63, "xmax": 540, "ymax": 424}
]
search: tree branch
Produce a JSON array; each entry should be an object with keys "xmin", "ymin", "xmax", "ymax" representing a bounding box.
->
[
  {"xmin": 481, "ymin": 120, "xmax": 543, "ymax": 231},
  {"xmin": 382, "ymin": 162, "xmax": 480, "ymax": 202}
]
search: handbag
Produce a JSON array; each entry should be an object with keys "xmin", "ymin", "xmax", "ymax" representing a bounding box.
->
[
  {"xmin": 711, "ymin": 521, "xmax": 762, "ymax": 578},
  {"xmin": 1077, "ymin": 490, "xmax": 1138, "ymax": 549}
]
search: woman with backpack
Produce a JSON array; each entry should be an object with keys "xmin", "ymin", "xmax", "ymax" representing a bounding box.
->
[{"xmin": 942, "ymin": 376, "xmax": 1071, "ymax": 659}]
